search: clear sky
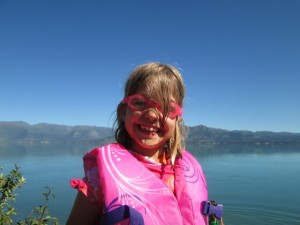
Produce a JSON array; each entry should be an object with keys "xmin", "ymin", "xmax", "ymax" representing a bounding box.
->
[{"xmin": 1, "ymin": 0, "xmax": 299, "ymax": 133}]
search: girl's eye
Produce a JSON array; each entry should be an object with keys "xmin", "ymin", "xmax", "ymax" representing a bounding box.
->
[
  {"xmin": 131, "ymin": 98, "xmax": 147, "ymax": 109},
  {"xmin": 168, "ymin": 103, "xmax": 177, "ymax": 113}
]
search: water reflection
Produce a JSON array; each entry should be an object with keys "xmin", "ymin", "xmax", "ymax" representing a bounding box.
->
[
  {"xmin": 1, "ymin": 142, "xmax": 300, "ymax": 158},
  {"xmin": 0, "ymin": 142, "xmax": 102, "ymax": 157},
  {"xmin": 189, "ymin": 143, "xmax": 300, "ymax": 157}
]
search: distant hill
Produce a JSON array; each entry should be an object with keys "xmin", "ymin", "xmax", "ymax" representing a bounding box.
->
[
  {"xmin": 186, "ymin": 125, "xmax": 300, "ymax": 148},
  {"xmin": 0, "ymin": 121, "xmax": 114, "ymax": 143},
  {"xmin": 1, "ymin": 121, "xmax": 300, "ymax": 146}
]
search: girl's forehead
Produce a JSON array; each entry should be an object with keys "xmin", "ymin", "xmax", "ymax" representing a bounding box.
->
[{"xmin": 135, "ymin": 90, "xmax": 176, "ymax": 103}]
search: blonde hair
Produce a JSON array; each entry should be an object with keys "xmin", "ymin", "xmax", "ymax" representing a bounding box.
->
[{"xmin": 114, "ymin": 62, "xmax": 186, "ymax": 165}]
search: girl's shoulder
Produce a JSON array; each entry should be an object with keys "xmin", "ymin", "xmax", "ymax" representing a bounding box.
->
[
  {"xmin": 179, "ymin": 150, "xmax": 204, "ymax": 171},
  {"xmin": 181, "ymin": 149, "xmax": 197, "ymax": 161}
]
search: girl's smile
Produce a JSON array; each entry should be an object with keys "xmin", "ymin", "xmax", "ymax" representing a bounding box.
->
[{"xmin": 138, "ymin": 124, "xmax": 160, "ymax": 135}]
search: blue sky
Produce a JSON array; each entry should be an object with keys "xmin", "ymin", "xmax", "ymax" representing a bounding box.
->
[{"xmin": 1, "ymin": 0, "xmax": 299, "ymax": 132}]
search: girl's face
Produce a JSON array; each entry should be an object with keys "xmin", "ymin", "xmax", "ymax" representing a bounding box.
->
[{"xmin": 123, "ymin": 93, "xmax": 179, "ymax": 155}]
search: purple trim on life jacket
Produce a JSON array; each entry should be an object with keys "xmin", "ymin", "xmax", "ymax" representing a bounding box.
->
[{"xmin": 101, "ymin": 205, "xmax": 144, "ymax": 225}]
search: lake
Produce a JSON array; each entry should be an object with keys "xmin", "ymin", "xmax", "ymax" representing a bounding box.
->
[{"xmin": 1, "ymin": 142, "xmax": 300, "ymax": 225}]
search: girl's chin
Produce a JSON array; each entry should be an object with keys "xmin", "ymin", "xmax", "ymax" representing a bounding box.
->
[{"xmin": 132, "ymin": 140, "xmax": 164, "ymax": 152}]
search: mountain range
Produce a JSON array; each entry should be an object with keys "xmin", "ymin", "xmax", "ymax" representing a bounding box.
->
[{"xmin": 1, "ymin": 121, "xmax": 300, "ymax": 146}]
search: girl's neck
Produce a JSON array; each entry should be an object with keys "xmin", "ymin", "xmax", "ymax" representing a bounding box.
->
[{"xmin": 129, "ymin": 144, "xmax": 166, "ymax": 162}]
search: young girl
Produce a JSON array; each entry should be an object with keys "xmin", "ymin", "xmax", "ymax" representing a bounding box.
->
[{"xmin": 67, "ymin": 62, "xmax": 208, "ymax": 225}]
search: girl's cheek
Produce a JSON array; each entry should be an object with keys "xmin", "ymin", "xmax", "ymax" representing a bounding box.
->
[{"xmin": 125, "ymin": 109, "xmax": 141, "ymax": 121}]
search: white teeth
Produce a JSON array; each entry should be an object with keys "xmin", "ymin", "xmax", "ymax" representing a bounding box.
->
[{"xmin": 140, "ymin": 125, "xmax": 158, "ymax": 132}]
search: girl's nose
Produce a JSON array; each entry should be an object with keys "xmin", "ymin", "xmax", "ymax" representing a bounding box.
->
[{"xmin": 143, "ymin": 108, "xmax": 161, "ymax": 121}]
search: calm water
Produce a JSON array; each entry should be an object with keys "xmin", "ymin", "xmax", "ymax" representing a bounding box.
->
[{"xmin": 1, "ymin": 143, "xmax": 300, "ymax": 225}]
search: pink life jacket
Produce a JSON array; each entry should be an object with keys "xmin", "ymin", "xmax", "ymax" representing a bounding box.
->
[{"xmin": 81, "ymin": 143, "xmax": 208, "ymax": 225}]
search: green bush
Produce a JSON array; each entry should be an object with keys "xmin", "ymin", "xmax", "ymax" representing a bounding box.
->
[{"xmin": 0, "ymin": 166, "xmax": 59, "ymax": 225}]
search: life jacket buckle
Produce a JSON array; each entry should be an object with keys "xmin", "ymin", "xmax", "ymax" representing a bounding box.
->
[{"xmin": 202, "ymin": 200, "xmax": 223, "ymax": 220}]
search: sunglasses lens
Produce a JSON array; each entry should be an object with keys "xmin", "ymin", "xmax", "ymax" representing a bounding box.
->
[
  {"xmin": 169, "ymin": 103, "xmax": 177, "ymax": 113},
  {"xmin": 130, "ymin": 96, "xmax": 147, "ymax": 110},
  {"xmin": 167, "ymin": 102, "xmax": 181, "ymax": 119}
]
